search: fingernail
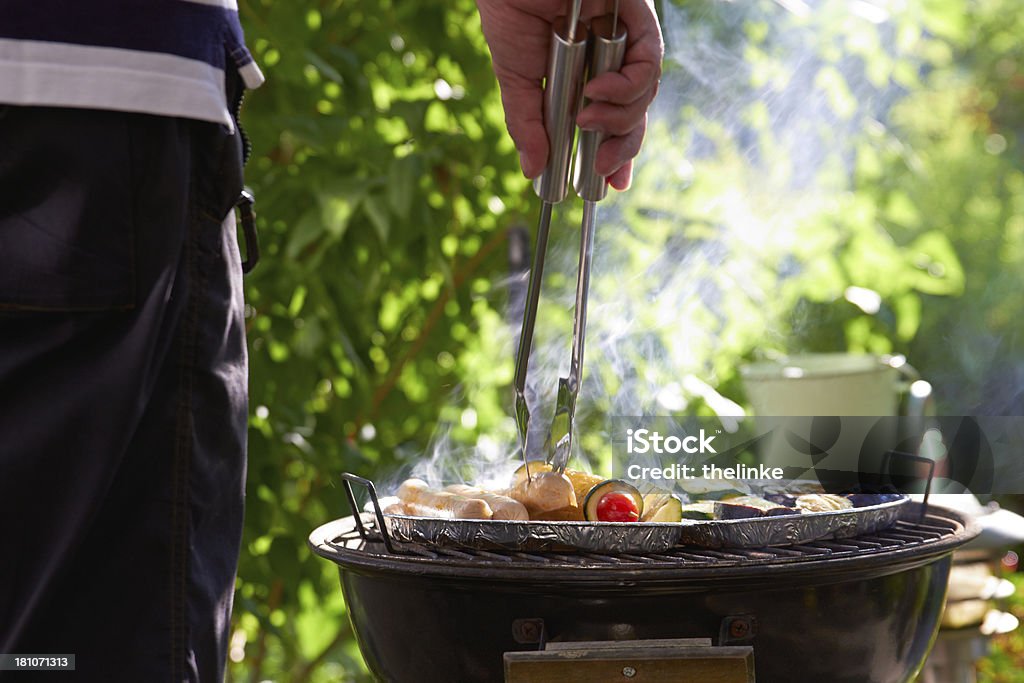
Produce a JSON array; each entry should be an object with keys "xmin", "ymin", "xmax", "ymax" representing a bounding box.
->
[
  {"xmin": 612, "ymin": 168, "xmax": 633, "ymax": 191},
  {"xmin": 576, "ymin": 113, "xmax": 599, "ymax": 132},
  {"xmin": 583, "ymin": 82, "xmax": 603, "ymax": 100}
]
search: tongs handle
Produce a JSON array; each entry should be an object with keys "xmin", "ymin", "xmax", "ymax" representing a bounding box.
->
[
  {"xmin": 516, "ymin": 4, "xmax": 627, "ymax": 471},
  {"xmin": 574, "ymin": 16, "xmax": 628, "ymax": 202},
  {"xmin": 515, "ymin": 13, "xmax": 589, "ymax": 463},
  {"xmin": 532, "ymin": 17, "xmax": 589, "ymax": 204},
  {"xmin": 548, "ymin": 15, "xmax": 629, "ymax": 472}
]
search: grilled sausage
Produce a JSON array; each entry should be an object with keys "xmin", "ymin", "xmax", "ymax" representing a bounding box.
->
[
  {"xmin": 382, "ymin": 501, "xmax": 408, "ymax": 515},
  {"xmin": 506, "ymin": 471, "xmax": 577, "ymax": 515},
  {"xmin": 444, "ymin": 485, "xmax": 529, "ymax": 521},
  {"xmin": 396, "ymin": 479, "xmax": 493, "ymax": 519}
]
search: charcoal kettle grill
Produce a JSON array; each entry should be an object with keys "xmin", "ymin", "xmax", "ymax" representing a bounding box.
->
[{"xmin": 310, "ymin": 492, "xmax": 978, "ymax": 682}]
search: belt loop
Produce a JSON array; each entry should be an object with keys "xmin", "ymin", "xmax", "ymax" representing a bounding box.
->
[{"xmin": 235, "ymin": 188, "xmax": 259, "ymax": 274}]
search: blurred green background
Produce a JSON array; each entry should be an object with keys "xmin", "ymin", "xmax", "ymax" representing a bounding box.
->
[{"xmin": 231, "ymin": 0, "xmax": 1024, "ymax": 679}]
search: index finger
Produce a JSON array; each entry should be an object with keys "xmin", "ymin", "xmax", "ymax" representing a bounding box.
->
[{"xmin": 583, "ymin": 60, "xmax": 660, "ymax": 106}]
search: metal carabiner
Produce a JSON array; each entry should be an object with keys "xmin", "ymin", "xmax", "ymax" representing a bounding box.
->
[{"xmin": 235, "ymin": 188, "xmax": 260, "ymax": 274}]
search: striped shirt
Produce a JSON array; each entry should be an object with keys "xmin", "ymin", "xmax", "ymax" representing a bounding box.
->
[{"xmin": 0, "ymin": 0, "xmax": 264, "ymax": 130}]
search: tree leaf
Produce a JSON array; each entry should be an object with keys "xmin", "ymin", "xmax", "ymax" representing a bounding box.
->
[
  {"xmin": 388, "ymin": 155, "xmax": 419, "ymax": 220},
  {"xmin": 362, "ymin": 193, "xmax": 391, "ymax": 243}
]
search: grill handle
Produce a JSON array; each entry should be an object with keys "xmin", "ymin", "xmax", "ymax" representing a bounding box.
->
[
  {"xmin": 880, "ymin": 451, "xmax": 934, "ymax": 521},
  {"xmin": 341, "ymin": 472, "xmax": 397, "ymax": 554}
]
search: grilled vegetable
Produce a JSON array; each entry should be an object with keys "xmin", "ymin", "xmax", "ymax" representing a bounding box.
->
[
  {"xmin": 680, "ymin": 502, "xmax": 716, "ymax": 520},
  {"xmin": 565, "ymin": 469, "xmax": 607, "ymax": 505},
  {"xmin": 641, "ymin": 492, "xmax": 683, "ymax": 522},
  {"xmin": 597, "ymin": 493, "xmax": 641, "ymax": 522},
  {"xmin": 678, "ymin": 477, "xmax": 750, "ymax": 501},
  {"xmin": 762, "ymin": 493, "xmax": 798, "ymax": 508},
  {"xmin": 844, "ymin": 493, "xmax": 902, "ymax": 507},
  {"xmin": 715, "ymin": 495, "xmax": 800, "ymax": 520},
  {"xmin": 583, "ymin": 480, "xmax": 644, "ymax": 522},
  {"xmin": 795, "ymin": 494, "xmax": 853, "ymax": 513}
]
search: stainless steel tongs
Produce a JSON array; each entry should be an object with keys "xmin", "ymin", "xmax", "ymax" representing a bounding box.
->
[{"xmin": 513, "ymin": 0, "xmax": 628, "ymax": 477}]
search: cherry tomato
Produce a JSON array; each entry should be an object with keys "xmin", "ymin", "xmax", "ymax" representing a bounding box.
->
[{"xmin": 596, "ymin": 492, "xmax": 639, "ymax": 522}]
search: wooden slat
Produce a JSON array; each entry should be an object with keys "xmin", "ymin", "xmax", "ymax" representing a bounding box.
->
[{"xmin": 505, "ymin": 643, "xmax": 754, "ymax": 683}]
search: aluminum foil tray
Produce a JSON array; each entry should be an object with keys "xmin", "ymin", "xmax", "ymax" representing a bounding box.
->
[
  {"xmin": 384, "ymin": 515, "xmax": 683, "ymax": 553},
  {"xmin": 380, "ymin": 494, "xmax": 909, "ymax": 552},
  {"xmin": 674, "ymin": 495, "xmax": 908, "ymax": 549}
]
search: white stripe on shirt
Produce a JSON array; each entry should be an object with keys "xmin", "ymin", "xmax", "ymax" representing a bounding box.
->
[
  {"xmin": 179, "ymin": 0, "xmax": 239, "ymax": 10},
  {"xmin": 0, "ymin": 39, "xmax": 234, "ymax": 129}
]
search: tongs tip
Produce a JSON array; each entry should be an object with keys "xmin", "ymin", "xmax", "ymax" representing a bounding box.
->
[{"xmin": 547, "ymin": 374, "xmax": 577, "ymax": 472}]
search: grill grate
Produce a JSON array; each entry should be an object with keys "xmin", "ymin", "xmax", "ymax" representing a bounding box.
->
[{"xmin": 327, "ymin": 512, "xmax": 963, "ymax": 570}]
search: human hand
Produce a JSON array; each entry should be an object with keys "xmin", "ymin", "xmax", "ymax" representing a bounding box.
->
[{"xmin": 476, "ymin": 0, "xmax": 663, "ymax": 191}]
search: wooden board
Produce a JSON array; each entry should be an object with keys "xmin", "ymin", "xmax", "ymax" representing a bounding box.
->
[{"xmin": 505, "ymin": 639, "xmax": 754, "ymax": 683}]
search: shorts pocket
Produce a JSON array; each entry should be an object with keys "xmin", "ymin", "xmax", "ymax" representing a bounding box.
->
[{"xmin": 0, "ymin": 106, "xmax": 135, "ymax": 312}]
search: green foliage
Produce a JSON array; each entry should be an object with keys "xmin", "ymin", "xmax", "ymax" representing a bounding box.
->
[
  {"xmin": 233, "ymin": 0, "xmax": 528, "ymax": 679},
  {"xmin": 233, "ymin": 0, "xmax": 1024, "ymax": 679},
  {"xmin": 977, "ymin": 562, "xmax": 1024, "ymax": 682}
]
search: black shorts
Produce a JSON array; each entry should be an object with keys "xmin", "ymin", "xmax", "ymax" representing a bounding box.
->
[{"xmin": 0, "ymin": 102, "xmax": 248, "ymax": 681}]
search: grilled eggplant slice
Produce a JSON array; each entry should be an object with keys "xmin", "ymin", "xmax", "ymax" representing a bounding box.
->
[
  {"xmin": 715, "ymin": 495, "xmax": 800, "ymax": 519},
  {"xmin": 762, "ymin": 493, "xmax": 798, "ymax": 508},
  {"xmin": 844, "ymin": 493, "xmax": 902, "ymax": 507}
]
